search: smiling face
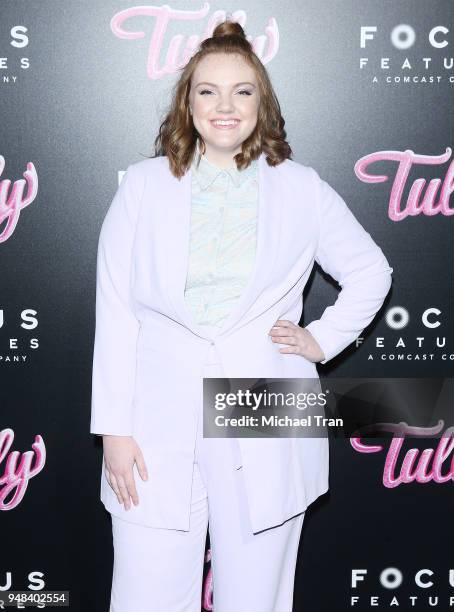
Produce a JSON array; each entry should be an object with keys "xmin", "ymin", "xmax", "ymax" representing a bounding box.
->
[{"xmin": 188, "ymin": 52, "xmax": 260, "ymax": 168}]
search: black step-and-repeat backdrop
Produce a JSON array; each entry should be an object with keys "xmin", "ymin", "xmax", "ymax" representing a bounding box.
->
[{"xmin": 1, "ymin": 1, "xmax": 453, "ymax": 610}]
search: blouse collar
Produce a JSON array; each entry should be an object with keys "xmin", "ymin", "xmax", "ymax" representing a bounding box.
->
[{"xmin": 191, "ymin": 141, "xmax": 258, "ymax": 190}]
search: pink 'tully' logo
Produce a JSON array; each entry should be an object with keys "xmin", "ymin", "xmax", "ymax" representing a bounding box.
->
[
  {"xmin": 202, "ymin": 548, "xmax": 213, "ymax": 610},
  {"xmin": 0, "ymin": 156, "xmax": 38, "ymax": 244},
  {"xmin": 0, "ymin": 428, "xmax": 46, "ymax": 510},
  {"xmin": 110, "ymin": 3, "xmax": 279, "ymax": 79},
  {"xmin": 355, "ymin": 147, "xmax": 454, "ymax": 221},
  {"xmin": 351, "ymin": 421, "xmax": 454, "ymax": 488}
]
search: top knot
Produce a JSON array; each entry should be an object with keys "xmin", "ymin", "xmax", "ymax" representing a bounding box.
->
[{"xmin": 211, "ymin": 20, "xmax": 246, "ymax": 40}]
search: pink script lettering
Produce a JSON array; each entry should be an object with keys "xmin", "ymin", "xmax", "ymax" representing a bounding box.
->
[
  {"xmin": 202, "ymin": 548, "xmax": 213, "ymax": 610},
  {"xmin": 0, "ymin": 428, "xmax": 46, "ymax": 510},
  {"xmin": 354, "ymin": 147, "xmax": 454, "ymax": 221},
  {"xmin": 350, "ymin": 420, "xmax": 454, "ymax": 488},
  {"xmin": 110, "ymin": 3, "xmax": 279, "ymax": 79},
  {"xmin": 0, "ymin": 156, "xmax": 38, "ymax": 243}
]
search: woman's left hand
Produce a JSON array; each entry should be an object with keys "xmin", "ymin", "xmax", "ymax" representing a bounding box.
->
[{"xmin": 268, "ymin": 319, "xmax": 325, "ymax": 363}]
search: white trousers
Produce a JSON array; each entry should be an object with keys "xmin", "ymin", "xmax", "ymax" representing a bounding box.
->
[{"xmin": 109, "ymin": 355, "xmax": 305, "ymax": 612}]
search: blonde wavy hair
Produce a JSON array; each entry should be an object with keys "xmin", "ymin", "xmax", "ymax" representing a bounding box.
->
[{"xmin": 149, "ymin": 19, "xmax": 293, "ymax": 179}]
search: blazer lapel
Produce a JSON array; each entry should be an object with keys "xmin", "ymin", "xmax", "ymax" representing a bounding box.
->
[{"xmin": 164, "ymin": 152, "xmax": 282, "ymax": 339}]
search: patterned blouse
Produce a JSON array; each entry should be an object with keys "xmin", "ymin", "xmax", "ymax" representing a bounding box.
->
[{"xmin": 183, "ymin": 148, "xmax": 259, "ymax": 328}]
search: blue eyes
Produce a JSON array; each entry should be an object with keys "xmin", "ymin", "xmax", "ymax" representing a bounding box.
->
[{"xmin": 198, "ymin": 89, "xmax": 252, "ymax": 96}]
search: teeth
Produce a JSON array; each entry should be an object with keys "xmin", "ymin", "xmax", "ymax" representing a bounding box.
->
[{"xmin": 213, "ymin": 120, "xmax": 238, "ymax": 125}]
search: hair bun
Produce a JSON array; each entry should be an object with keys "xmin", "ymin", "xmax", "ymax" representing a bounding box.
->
[{"xmin": 212, "ymin": 20, "xmax": 246, "ymax": 40}]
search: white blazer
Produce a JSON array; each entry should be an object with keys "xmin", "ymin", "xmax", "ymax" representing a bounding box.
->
[{"xmin": 90, "ymin": 152, "xmax": 393, "ymax": 533}]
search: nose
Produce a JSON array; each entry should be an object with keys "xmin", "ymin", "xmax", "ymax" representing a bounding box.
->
[{"xmin": 216, "ymin": 94, "xmax": 235, "ymax": 113}]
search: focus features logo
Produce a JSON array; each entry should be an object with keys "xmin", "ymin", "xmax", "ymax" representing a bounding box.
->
[
  {"xmin": 359, "ymin": 24, "xmax": 454, "ymax": 85},
  {"xmin": 356, "ymin": 306, "xmax": 453, "ymax": 362},
  {"xmin": 1, "ymin": 25, "xmax": 30, "ymax": 83},
  {"xmin": 351, "ymin": 567, "xmax": 454, "ymax": 607}
]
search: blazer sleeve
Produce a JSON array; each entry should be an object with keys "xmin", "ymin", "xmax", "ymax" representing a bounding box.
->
[
  {"xmin": 304, "ymin": 170, "xmax": 393, "ymax": 364},
  {"xmin": 90, "ymin": 164, "xmax": 143, "ymax": 436}
]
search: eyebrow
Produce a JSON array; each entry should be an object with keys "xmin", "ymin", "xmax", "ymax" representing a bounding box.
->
[{"xmin": 194, "ymin": 81, "xmax": 256, "ymax": 88}]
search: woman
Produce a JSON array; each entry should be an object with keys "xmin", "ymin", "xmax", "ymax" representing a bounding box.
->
[{"xmin": 90, "ymin": 20, "xmax": 393, "ymax": 612}]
